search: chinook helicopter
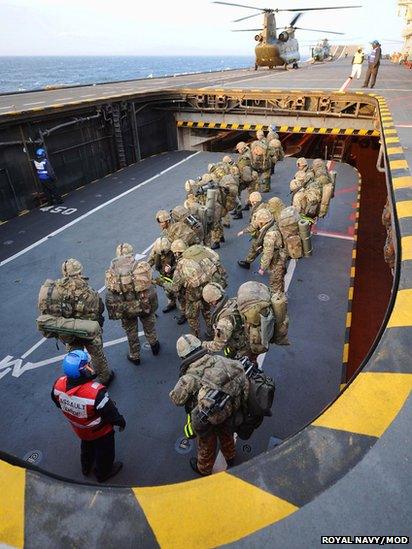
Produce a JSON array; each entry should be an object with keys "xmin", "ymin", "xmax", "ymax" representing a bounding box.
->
[{"xmin": 214, "ymin": 2, "xmax": 361, "ymax": 69}]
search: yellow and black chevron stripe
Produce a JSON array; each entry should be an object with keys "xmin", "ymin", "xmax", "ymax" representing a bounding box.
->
[
  {"xmin": 176, "ymin": 120, "xmax": 380, "ymax": 137},
  {"xmin": 341, "ymin": 172, "xmax": 362, "ymax": 390}
]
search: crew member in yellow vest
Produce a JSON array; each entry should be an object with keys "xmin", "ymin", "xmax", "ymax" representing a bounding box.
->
[{"xmin": 350, "ymin": 48, "xmax": 364, "ymax": 80}]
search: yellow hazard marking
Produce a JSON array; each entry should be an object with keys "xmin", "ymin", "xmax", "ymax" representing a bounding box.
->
[
  {"xmin": 331, "ymin": 128, "xmax": 340, "ymax": 135},
  {"xmin": 387, "ymin": 289, "xmax": 412, "ymax": 328},
  {"xmin": 197, "ymin": 121, "xmax": 204, "ymax": 128},
  {"xmin": 372, "ymin": 130, "xmax": 380, "ymax": 136},
  {"xmin": 232, "ymin": 123, "xmax": 239, "ymax": 130},
  {"xmin": 279, "ymin": 125, "xmax": 289, "ymax": 133},
  {"xmin": 187, "ymin": 121, "xmax": 194, "ymax": 128},
  {"xmin": 344, "ymin": 128, "xmax": 354, "ymax": 135},
  {"xmin": 392, "ymin": 176, "xmax": 412, "ymax": 190},
  {"xmin": 358, "ymin": 129, "xmax": 368, "ymax": 135},
  {"xmin": 387, "ymin": 147, "xmax": 404, "ymax": 156},
  {"xmin": 133, "ymin": 473, "xmax": 298, "ymax": 548},
  {"xmin": 381, "ymin": 116, "xmax": 393, "ymax": 122},
  {"xmin": 292, "ymin": 126, "xmax": 301, "ymax": 133},
  {"xmin": 396, "ymin": 201, "xmax": 412, "ymax": 219},
  {"xmin": 346, "ymin": 312, "xmax": 352, "ymax": 328},
  {"xmin": 0, "ymin": 461, "xmax": 25, "ymax": 548},
  {"xmin": 220, "ymin": 123, "xmax": 227, "ymax": 129},
  {"xmin": 305, "ymin": 127, "xmax": 315, "ymax": 133},
  {"xmin": 401, "ymin": 236, "xmax": 412, "ymax": 261},
  {"xmin": 243, "ymin": 123, "xmax": 251, "ymax": 130},
  {"xmin": 385, "ymin": 137, "xmax": 400, "ymax": 144},
  {"xmin": 390, "ymin": 159, "xmax": 408, "ymax": 170},
  {"xmin": 352, "ymin": 248, "xmax": 357, "ymax": 259},
  {"xmin": 313, "ymin": 372, "xmax": 412, "ymax": 437},
  {"xmin": 339, "ymin": 383, "xmax": 347, "ymax": 392},
  {"xmin": 318, "ymin": 128, "xmax": 327, "ymax": 134},
  {"xmin": 384, "ymin": 128, "xmax": 397, "ymax": 135},
  {"xmin": 209, "ymin": 122, "xmax": 216, "ymax": 128},
  {"xmin": 348, "ymin": 286, "xmax": 354, "ymax": 300},
  {"xmin": 342, "ymin": 342, "xmax": 349, "ymax": 363},
  {"xmin": 350, "ymin": 266, "xmax": 356, "ymax": 278}
]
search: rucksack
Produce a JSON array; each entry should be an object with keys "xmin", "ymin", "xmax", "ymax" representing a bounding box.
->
[
  {"xmin": 278, "ymin": 206, "xmax": 303, "ymax": 259},
  {"xmin": 37, "ymin": 314, "xmax": 101, "ymax": 341},
  {"xmin": 237, "ymin": 281, "xmax": 275, "ymax": 354},
  {"xmin": 235, "ymin": 358, "xmax": 275, "ymax": 440},
  {"xmin": 38, "ymin": 278, "xmax": 101, "ymax": 321},
  {"xmin": 105, "ymin": 257, "xmax": 152, "ymax": 294},
  {"xmin": 181, "ymin": 245, "xmax": 227, "ymax": 289},
  {"xmin": 105, "ymin": 285, "xmax": 158, "ymax": 320},
  {"xmin": 250, "ymin": 140, "xmax": 271, "ymax": 172}
]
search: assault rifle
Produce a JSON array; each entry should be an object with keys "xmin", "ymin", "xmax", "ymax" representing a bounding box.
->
[{"xmin": 198, "ymin": 389, "xmax": 230, "ymax": 423}]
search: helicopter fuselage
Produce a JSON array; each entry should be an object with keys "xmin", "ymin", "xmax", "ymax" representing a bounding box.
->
[{"xmin": 255, "ymin": 37, "xmax": 300, "ymax": 68}]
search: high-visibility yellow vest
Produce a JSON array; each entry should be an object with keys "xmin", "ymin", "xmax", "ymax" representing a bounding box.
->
[{"xmin": 353, "ymin": 52, "xmax": 364, "ymax": 64}]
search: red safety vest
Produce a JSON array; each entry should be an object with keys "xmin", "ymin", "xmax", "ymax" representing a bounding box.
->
[{"xmin": 53, "ymin": 376, "xmax": 113, "ymax": 441}]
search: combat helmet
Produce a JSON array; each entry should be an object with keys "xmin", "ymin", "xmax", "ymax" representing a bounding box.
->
[
  {"xmin": 171, "ymin": 205, "xmax": 189, "ymax": 222},
  {"xmin": 202, "ymin": 173, "xmax": 213, "ymax": 184},
  {"xmin": 202, "ymin": 282, "xmax": 225, "ymax": 304},
  {"xmin": 171, "ymin": 239, "xmax": 187, "ymax": 254},
  {"xmin": 156, "ymin": 209, "xmax": 171, "ymax": 223},
  {"xmin": 254, "ymin": 208, "xmax": 274, "ymax": 227},
  {"xmin": 153, "ymin": 237, "xmax": 171, "ymax": 254},
  {"xmin": 236, "ymin": 141, "xmax": 247, "ymax": 152},
  {"xmin": 296, "ymin": 157, "xmax": 308, "ymax": 169},
  {"xmin": 116, "ymin": 242, "xmax": 134, "ymax": 257},
  {"xmin": 222, "ymin": 155, "xmax": 233, "ymax": 164},
  {"xmin": 176, "ymin": 334, "xmax": 202, "ymax": 358},
  {"xmin": 269, "ymin": 138, "xmax": 281, "ymax": 148},
  {"xmin": 256, "ymin": 129, "xmax": 265, "ymax": 140},
  {"xmin": 61, "ymin": 258, "xmax": 83, "ymax": 277},
  {"xmin": 249, "ymin": 191, "xmax": 262, "ymax": 205}
]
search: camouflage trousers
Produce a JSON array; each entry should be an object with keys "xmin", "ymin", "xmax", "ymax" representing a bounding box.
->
[
  {"xmin": 245, "ymin": 239, "xmax": 261, "ymax": 264},
  {"xmin": 121, "ymin": 313, "xmax": 158, "ymax": 360},
  {"xmin": 185, "ymin": 287, "xmax": 212, "ymax": 338},
  {"xmin": 268, "ymin": 257, "xmax": 287, "ymax": 294},
  {"xmin": 210, "ymin": 220, "xmax": 224, "ymax": 245},
  {"xmin": 259, "ymin": 170, "xmax": 271, "ymax": 193},
  {"xmin": 63, "ymin": 335, "xmax": 111, "ymax": 384},
  {"xmin": 197, "ymin": 418, "xmax": 236, "ymax": 475},
  {"xmin": 222, "ymin": 213, "xmax": 231, "ymax": 227},
  {"xmin": 165, "ymin": 288, "xmax": 176, "ymax": 307}
]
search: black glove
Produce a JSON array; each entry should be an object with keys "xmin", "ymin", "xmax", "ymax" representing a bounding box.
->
[
  {"xmin": 117, "ymin": 417, "xmax": 126, "ymax": 432},
  {"xmin": 98, "ymin": 314, "xmax": 105, "ymax": 327}
]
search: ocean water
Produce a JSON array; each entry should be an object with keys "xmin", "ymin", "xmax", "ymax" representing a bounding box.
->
[{"xmin": 0, "ymin": 56, "xmax": 253, "ymax": 93}]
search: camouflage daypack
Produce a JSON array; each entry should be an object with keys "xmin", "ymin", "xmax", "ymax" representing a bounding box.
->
[
  {"xmin": 105, "ymin": 258, "xmax": 158, "ymax": 320},
  {"xmin": 237, "ymin": 281, "xmax": 275, "ymax": 354},
  {"xmin": 181, "ymin": 245, "xmax": 227, "ymax": 289},
  {"xmin": 250, "ymin": 140, "xmax": 271, "ymax": 172},
  {"xmin": 219, "ymin": 174, "xmax": 239, "ymax": 211},
  {"xmin": 167, "ymin": 221, "xmax": 198, "ymax": 246},
  {"xmin": 278, "ymin": 206, "xmax": 303, "ymax": 259}
]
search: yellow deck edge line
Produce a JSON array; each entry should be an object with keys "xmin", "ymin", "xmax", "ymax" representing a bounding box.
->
[
  {"xmin": 387, "ymin": 288, "xmax": 412, "ymax": 328},
  {"xmin": 133, "ymin": 473, "xmax": 298, "ymax": 549},
  {"xmin": 0, "ymin": 461, "xmax": 25, "ymax": 548}
]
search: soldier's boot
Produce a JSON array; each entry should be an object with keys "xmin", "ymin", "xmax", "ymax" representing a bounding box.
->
[
  {"xmin": 190, "ymin": 457, "xmax": 210, "ymax": 476},
  {"xmin": 242, "ymin": 203, "xmax": 250, "ymax": 211},
  {"xmin": 262, "ymin": 177, "xmax": 271, "ymax": 193},
  {"xmin": 238, "ymin": 260, "xmax": 250, "ymax": 269},
  {"xmin": 141, "ymin": 313, "xmax": 160, "ymax": 356},
  {"xmin": 176, "ymin": 312, "xmax": 187, "ymax": 325},
  {"xmin": 121, "ymin": 317, "xmax": 140, "ymax": 364},
  {"xmin": 211, "ymin": 241, "xmax": 220, "ymax": 250},
  {"xmin": 232, "ymin": 211, "xmax": 243, "ymax": 220},
  {"xmin": 223, "ymin": 213, "xmax": 231, "ymax": 228}
]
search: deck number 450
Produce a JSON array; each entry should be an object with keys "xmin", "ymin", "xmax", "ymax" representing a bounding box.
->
[{"xmin": 40, "ymin": 205, "xmax": 77, "ymax": 215}]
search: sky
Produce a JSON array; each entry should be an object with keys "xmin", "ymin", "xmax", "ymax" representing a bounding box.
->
[{"xmin": 0, "ymin": 0, "xmax": 405, "ymax": 57}]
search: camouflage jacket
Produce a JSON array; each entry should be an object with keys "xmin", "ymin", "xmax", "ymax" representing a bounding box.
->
[
  {"xmin": 202, "ymin": 297, "xmax": 247, "ymax": 356},
  {"xmin": 147, "ymin": 249, "xmax": 176, "ymax": 278},
  {"xmin": 260, "ymin": 225, "xmax": 286, "ymax": 271},
  {"xmin": 166, "ymin": 221, "xmax": 200, "ymax": 246},
  {"xmin": 169, "ymin": 351, "xmax": 248, "ymax": 423}
]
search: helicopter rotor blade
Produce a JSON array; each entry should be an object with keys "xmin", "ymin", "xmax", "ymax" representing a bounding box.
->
[
  {"xmin": 213, "ymin": 1, "xmax": 267, "ymax": 11},
  {"xmin": 231, "ymin": 28, "xmax": 263, "ymax": 32},
  {"xmin": 275, "ymin": 5, "xmax": 362, "ymax": 12},
  {"xmin": 289, "ymin": 12, "xmax": 303, "ymax": 27},
  {"xmin": 294, "ymin": 27, "xmax": 345, "ymax": 35},
  {"xmin": 233, "ymin": 12, "xmax": 264, "ymax": 22}
]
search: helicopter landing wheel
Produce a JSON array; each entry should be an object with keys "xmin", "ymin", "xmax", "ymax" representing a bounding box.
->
[
  {"xmin": 254, "ymin": 63, "xmax": 258, "ymax": 71},
  {"xmin": 292, "ymin": 62, "xmax": 299, "ymax": 69},
  {"xmin": 269, "ymin": 65, "xmax": 274, "ymax": 70}
]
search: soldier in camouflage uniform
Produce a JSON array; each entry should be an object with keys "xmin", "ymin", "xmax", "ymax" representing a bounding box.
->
[
  {"xmin": 155, "ymin": 209, "xmax": 172, "ymax": 237},
  {"xmin": 42, "ymin": 259, "xmax": 114, "ymax": 385},
  {"xmin": 250, "ymin": 130, "xmax": 272, "ymax": 193},
  {"xmin": 255, "ymin": 210, "xmax": 288, "ymax": 294},
  {"xmin": 237, "ymin": 191, "xmax": 265, "ymax": 269},
  {"xmin": 268, "ymin": 138, "xmax": 284, "ymax": 175},
  {"xmin": 170, "ymin": 334, "xmax": 248, "ymax": 476},
  {"xmin": 168, "ymin": 241, "xmax": 227, "ymax": 337},
  {"xmin": 148, "ymin": 236, "xmax": 177, "ymax": 313},
  {"xmin": 236, "ymin": 142, "xmax": 258, "ymax": 211},
  {"xmin": 167, "ymin": 205, "xmax": 200, "ymax": 246},
  {"xmin": 201, "ymin": 283, "xmax": 250, "ymax": 359},
  {"xmin": 105, "ymin": 243, "xmax": 160, "ymax": 366}
]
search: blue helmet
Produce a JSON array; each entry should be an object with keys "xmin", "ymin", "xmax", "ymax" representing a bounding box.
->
[
  {"xmin": 36, "ymin": 148, "xmax": 46, "ymax": 158},
  {"xmin": 62, "ymin": 350, "xmax": 90, "ymax": 378}
]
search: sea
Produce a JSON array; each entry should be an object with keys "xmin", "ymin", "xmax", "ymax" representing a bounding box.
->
[{"xmin": 0, "ymin": 56, "xmax": 254, "ymax": 94}]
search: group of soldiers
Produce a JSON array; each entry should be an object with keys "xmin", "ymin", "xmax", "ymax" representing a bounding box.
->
[{"xmin": 42, "ymin": 128, "xmax": 337, "ymax": 478}]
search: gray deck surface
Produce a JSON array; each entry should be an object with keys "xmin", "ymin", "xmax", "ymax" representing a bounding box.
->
[{"xmin": 0, "ymin": 153, "xmax": 356, "ymax": 486}]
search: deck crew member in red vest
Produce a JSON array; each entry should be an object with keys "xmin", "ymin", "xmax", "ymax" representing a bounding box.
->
[{"xmin": 52, "ymin": 350, "xmax": 126, "ymax": 482}]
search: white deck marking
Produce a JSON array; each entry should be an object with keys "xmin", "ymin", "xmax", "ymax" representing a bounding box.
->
[
  {"xmin": 314, "ymin": 230, "xmax": 354, "ymax": 241},
  {"xmin": 21, "ymin": 337, "xmax": 47, "ymax": 359},
  {"xmin": 0, "ymin": 151, "xmax": 201, "ymax": 268},
  {"xmin": 213, "ymin": 259, "xmax": 297, "ymax": 473},
  {"xmin": 24, "ymin": 101, "xmax": 45, "ymax": 106}
]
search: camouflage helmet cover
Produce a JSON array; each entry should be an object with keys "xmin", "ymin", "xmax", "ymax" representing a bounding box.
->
[
  {"xmin": 222, "ymin": 155, "xmax": 232, "ymax": 164},
  {"xmin": 296, "ymin": 157, "xmax": 308, "ymax": 168},
  {"xmin": 202, "ymin": 282, "xmax": 225, "ymax": 304},
  {"xmin": 171, "ymin": 239, "xmax": 187, "ymax": 254},
  {"xmin": 312, "ymin": 158, "xmax": 326, "ymax": 169},
  {"xmin": 256, "ymin": 129, "xmax": 265, "ymax": 140},
  {"xmin": 176, "ymin": 334, "xmax": 202, "ymax": 358},
  {"xmin": 61, "ymin": 258, "xmax": 83, "ymax": 277},
  {"xmin": 185, "ymin": 179, "xmax": 196, "ymax": 193},
  {"xmin": 156, "ymin": 209, "xmax": 171, "ymax": 223},
  {"xmin": 269, "ymin": 138, "xmax": 281, "ymax": 147},
  {"xmin": 249, "ymin": 191, "xmax": 262, "ymax": 204},
  {"xmin": 153, "ymin": 237, "xmax": 171, "ymax": 254},
  {"xmin": 116, "ymin": 242, "xmax": 134, "ymax": 257},
  {"xmin": 202, "ymin": 173, "xmax": 213, "ymax": 183},
  {"xmin": 236, "ymin": 141, "xmax": 247, "ymax": 151}
]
